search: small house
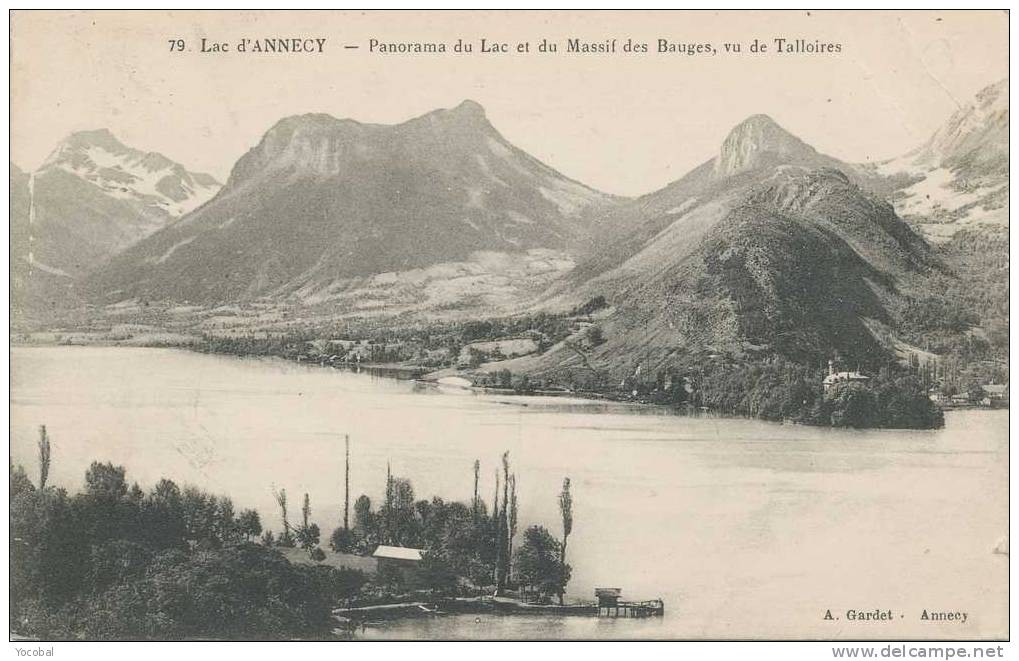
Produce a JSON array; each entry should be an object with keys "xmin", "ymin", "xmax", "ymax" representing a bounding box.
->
[
  {"xmin": 981, "ymin": 383, "xmax": 1009, "ymax": 408},
  {"xmin": 822, "ymin": 360, "xmax": 869, "ymax": 392},
  {"xmin": 595, "ymin": 587, "xmax": 622, "ymax": 608},
  {"xmin": 372, "ymin": 545, "xmax": 424, "ymax": 584}
]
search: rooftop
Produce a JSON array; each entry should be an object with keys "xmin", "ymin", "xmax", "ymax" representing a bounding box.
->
[
  {"xmin": 595, "ymin": 588, "xmax": 622, "ymax": 597},
  {"xmin": 823, "ymin": 371, "xmax": 869, "ymax": 384},
  {"xmin": 372, "ymin": 545, "xmax": 424, "ymax": 561}
]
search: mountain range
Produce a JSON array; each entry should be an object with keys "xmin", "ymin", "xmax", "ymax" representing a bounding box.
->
[
  {"xmin": 84, "ymin": 101, "xmax": 614, "ymax": 305},
  {"xmin": 10, "ymin": 79, "xmax": 1008, "ymax": 377},
  {"xmin": 501, "ymin": 114, "xmax": 941, "ymax": 380},
  {"xmin": 11, "ymin": 130, "xmax": 220, "ymax": 316}
]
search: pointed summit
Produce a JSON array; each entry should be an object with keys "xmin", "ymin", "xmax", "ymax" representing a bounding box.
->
[
  {"xmin": 41, "ymin": 128, "xmax": 128, "ymax": 169},
  {"xmin": 975, "ymin": 78, "xmax": 1008, "ymax": 112},
  {"xmin": 36, "ymin": 127, "xmax": 221, "ymax": 217},
  {"xmin": 64, "ymin": 127, "xmax": 123, "ymax": 147},
  {"xmin": 918, "ymin": 78, "xmax": 1008, "ymax": 175},
  {"xmin": 449, "ymin": 99, "xmax": 486, "ymax": 118},
  {"xmin": 714, "ymin": 114, "xmax": 818, "ymax": 177},
  {"xmin": 408, "ymin": 99, "xmax": 494, "ymax": 135}
]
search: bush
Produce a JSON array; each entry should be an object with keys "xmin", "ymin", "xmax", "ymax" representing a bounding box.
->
[{"xmin": 329, "ymin": 527, "xmax": 359, "ymax": 553}]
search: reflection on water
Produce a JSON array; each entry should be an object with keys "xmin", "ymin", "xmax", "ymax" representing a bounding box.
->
[{"xmin": 10, "ymin": 346, "xmax": 1008, "ymax": 639}]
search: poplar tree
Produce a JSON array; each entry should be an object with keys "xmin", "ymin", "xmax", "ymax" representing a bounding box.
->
[
  {"xmin": 37, "ymin": 425, "xmax": 51, "ymax": 491},
  {"xmin": 472, "ymin": 459, "xmax": 480, "ymax": 517},
  {"xmin": 508, "ymin": 473, "xmax": 518, "ymax": 579},
  {"xmin": 272, "ymin": 487, "xmax": 293, "ymax": 547},
  {"xmin": 558, "ymin": 477, "xmax": 573, "ymax": 605},
  {"xmin": 343, "ymin": 435, "xmax": 350, "ymax": 530}
]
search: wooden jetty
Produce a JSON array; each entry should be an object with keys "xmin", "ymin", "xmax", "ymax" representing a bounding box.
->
[
  {"xmin": 595, "ymin": 588, "xmax": 665, "ymax": 618},
  {"xmin": 333, "ymin": 589, "xmax": 665, "ymax": 623}
]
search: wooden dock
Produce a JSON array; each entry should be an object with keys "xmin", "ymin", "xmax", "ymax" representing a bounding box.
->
[
  {"xmin": 594, "ymin": 587, "xmax": 664, "ymax": 618},
  {"xmin": 597, "ymin": 598, "xmax": 665, "ymax": 618},
  {"xmin": 333, "ymin": 594, "xmax": 666, "ymax": 622}
]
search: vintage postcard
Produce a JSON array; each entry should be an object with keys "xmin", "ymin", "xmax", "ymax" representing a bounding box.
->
[{"xmin": 8, "ymin": 9, "xmax": 1009, "ymax": 644}]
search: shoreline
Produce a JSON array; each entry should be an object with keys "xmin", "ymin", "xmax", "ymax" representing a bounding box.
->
[
  {"xmin": 13, "ymin": 340, "xmax": 999, "ymax": 427},
  {"xmin": 334, "ymin": 595, "xmax": 664, "ymax": 624}
]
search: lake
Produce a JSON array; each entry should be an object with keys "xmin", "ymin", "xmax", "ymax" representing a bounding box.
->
[{"xmin": 9, "ymin": 346, "xmax": 1009, "ymax": 639}]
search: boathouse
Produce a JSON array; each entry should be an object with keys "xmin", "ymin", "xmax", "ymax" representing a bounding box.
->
[
  {"xmin": 595, "ymin": 588, "xmax": 621, "ymax": 608},
  {"xmin": 594, "ymin": 588, "xmax": 664, "ymax": 618},
  {"xmin": 372, "ymin": 545, "xmax": 424, "ymax": 583}
]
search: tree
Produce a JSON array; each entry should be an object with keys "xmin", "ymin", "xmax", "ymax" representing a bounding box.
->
[
  {"xmin": 273, "ymin": 487, "xmax": 294, "ymax": 547},
  {"xmin": 489, "ymin": 466, "xmax": 497, "ymax": 586},
  {"xmin": 343, "ymin": 435, "xmax": 351, "ymax": 530},
  {"xmin": 507, "ymin": 474, "xmax": 518, "ymax": 580},
  {"xmin": 296, "ymin": 493, "xmax": 320, "ymax": 550},
  {"xmin": 415, "ymin": 551, "xmax": 458, "ymax": 594},
  {"xmin": 492, "ymin": 470, "xmax": 500, "ymax": 525},
  {"xmin": 37, "ymin": 425, "xmax": 51, "ymax": 491},
  {"xmin": 11, "ymin": 462, "xmax": 35, "ymax": 499},
  {"xmin": 353, "ymin": 495, "xmax": 373, "ymax": 532},
  {"xmin": 495, "ymin": 452, "xmax": 511, "ymax": 593},
  {"xmin": 181, "ymin": 487, "xmax": 217, "ymax": 547},
  {"xmin": 472, "ymin": 459, "xmax": 480, "ymax": 517},
  {"xmin": 237, "ymin": 509, "xmax": 262, "ymax": 541},
  {"xmin": 378, "ymin": 477, "xmax": 417, "ymax": 546},
  {"xmin": 85, "ymin": 462, "xmax": 128, "ymax": 501},
  {"xmin": 383, "ymin": 462, "xmax": 393, "ymax": 543},
  {"xmin": 12, "ymin": 459, "xmax": 371, "ymax": 641},
  {"xmin": 513, "ymin": 525, "xmax": 570, "ymax": 602},
  {"xmin": 826, "ymin": 383, "xmax": 878, "ymax": 428},
  {"xmin": 212, "ymin": 496, "xmax": 238, "ymax": 544},
  {"xmin": 558, "ymin": 477, "xmax": 573, "ymax": 604}
]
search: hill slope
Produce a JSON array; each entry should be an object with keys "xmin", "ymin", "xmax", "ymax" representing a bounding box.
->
[
  {"xmin": 86, "ymin": 101, "xmax": 617, "ymax": 305},
  {"xmin": 874, "ymin": 79, "xmax": 1008, "ymax": 242},
  {"xmin": 505, "ymin": 116, "xmax": 940, "ymax": 383}
]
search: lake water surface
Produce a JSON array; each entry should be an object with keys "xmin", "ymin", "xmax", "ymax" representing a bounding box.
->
[{"xmin": 10, "ymin": 346, "xmax": 1008, "ymax": 639}]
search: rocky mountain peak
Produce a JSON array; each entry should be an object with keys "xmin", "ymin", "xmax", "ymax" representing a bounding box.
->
[
  {"xmin": 37, "ymin": 128, "xmax": 221, "ymax": 217},
  {"xmin": 714, "ymin": 114, "xmax": 818, "ymax": 177},
  {"xmin": 920, "ymin": 78, "xmax": 1008, "ymax": 172},
  {"xmin": 227, "ymin": 101, "xmax": 501, "ymax": 186},
  {"xmin": 975, "ymin": 78, "xmax": 1008, "ymax": 113}
]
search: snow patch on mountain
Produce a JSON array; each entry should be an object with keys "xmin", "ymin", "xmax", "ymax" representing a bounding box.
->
[
  {"xmin": 875, "ymin": 79, "xmax": 1008, "ymax": 241},
  {"xmin": 41, "ymin": 129, "xmax": 221, "ymax": 217}
]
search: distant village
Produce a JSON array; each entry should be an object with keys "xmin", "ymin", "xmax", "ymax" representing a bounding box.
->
[{"xmin": 290, "ymin": 332, "xmax": 1009, "ymax": 413}]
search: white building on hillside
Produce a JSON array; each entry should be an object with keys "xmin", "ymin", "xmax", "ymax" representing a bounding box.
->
[{"xmin": 822, "ymin": 360, "xmax": 869, "ymax": 392}]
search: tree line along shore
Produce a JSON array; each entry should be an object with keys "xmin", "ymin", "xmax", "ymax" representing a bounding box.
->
[
  {"xmin": 192, "ymin": 320, "xmax": 950, "ymax": 431},
  {"xmin": 11, "ymin": 427, "xmax": 577, "ymax": 640}
]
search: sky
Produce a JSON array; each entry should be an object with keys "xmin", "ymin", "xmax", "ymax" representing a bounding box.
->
[{"xmin": 10, "ymin": 10, "xmax": 1009, "ymax": 197}]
